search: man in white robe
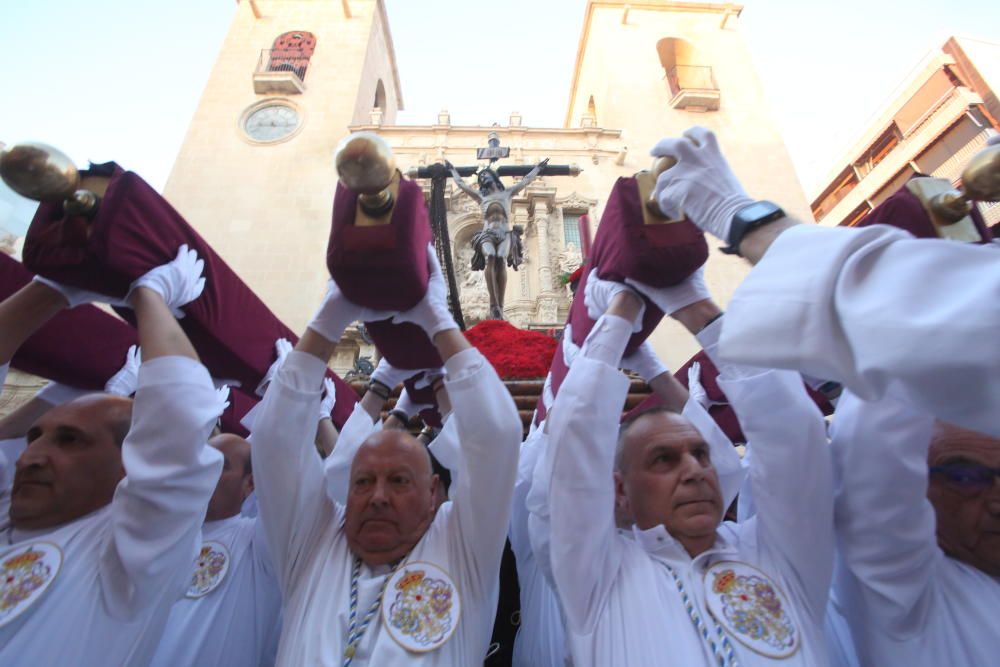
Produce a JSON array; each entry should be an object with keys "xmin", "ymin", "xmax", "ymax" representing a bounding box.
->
[
  {"xmin": 0, "ymin": 248, "xmax": 225, "ymax": 665},
  {"xmin": 538, "ymin": 276, "xmax": 833, "ymax": 666},
  {"xmin": 830, "ymin": 392, "xmax": 1000, "ymax": 666},
  {"xmin": 250, "ymin": 247, "xmax": 521, "ymax": 665},
  {"xmin": 149, "ymin": 433, "xmax": 282, "ymax": 667}
]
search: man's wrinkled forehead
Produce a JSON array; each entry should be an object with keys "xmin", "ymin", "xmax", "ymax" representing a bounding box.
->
[
  {"xmin": 619, "ymin": 410, "xmax": 706, "ymax": 470},
  {"xmin": 351, "ymin": 431, "xmax": 432, "ymax": 475},
  {"xmin": 929, "ymin": 421, "xmax": 1000, "ymax": 465}
]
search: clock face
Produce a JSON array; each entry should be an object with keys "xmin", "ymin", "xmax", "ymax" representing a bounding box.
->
[{"xmin": 243, "ymin": 104, "xmax": 301, "ymax": 143}]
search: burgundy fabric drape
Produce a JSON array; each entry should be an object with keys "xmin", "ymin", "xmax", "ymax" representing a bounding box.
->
[
  {"xmin": 857, "ymin": 179, "xmax": 992, "ymax": 242},
  {"xmin": 0, "ymin": 253, "xmax": 137, "ymax": 390},
  {"xmin": 22, "ymin": 162, "xmax": 357, "ymax": 428}
]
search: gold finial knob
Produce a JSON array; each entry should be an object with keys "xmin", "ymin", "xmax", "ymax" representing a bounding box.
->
[
  {"xmin": 928, "ymin": 143, "xmax": 1000, "ymax": 224},
  {"xmin": 0, "ymin": 142, "xmax": 80, "ymax": 202},
  {"xmin": 961, "ymin": 142, "xmax": 1000, "ymax": 202},
  {"xmin": 646, "ymin": 156, "xmax": 678, "ymax": 215},
  {"xmin": 334, "ymin": 132, "xmax": 397, "ymax": 215}
]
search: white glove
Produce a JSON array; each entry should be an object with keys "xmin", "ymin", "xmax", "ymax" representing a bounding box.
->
[
  {"xmin": 582, "ymin": 269, "xmax": 644, "ymax": 332},
  {"xmin": 104, "ymin": 345, "xmax": 142, "ymax": 396},
  {"xmin": 650, "ymin": 126, "xmax": 754, "ymax": 243},
  {"xmin": 127, "ymin": 244, "xmax": 207, "ymax": 317},
  {"xmin": 391, "ymin": 245, "xmax": 457, "ymax": 338},
  {"xmin": 621, "ymin": 342, "xmax": 669, "ymax": 383},
  {"xmin": 215, "ymin": 385, "xmax": 231, "ymax": 416},
  {"xmin": 256, "ymin": 337, "xmax": 294, "ymax": 396},
  {"xmin": 31, "ymin": 276, "xmax": 126, "ymax": 310},
  {"xmin": 987, "ymin": 133, "xmax": 1000, "ymax": 146},
  {"xmin": 625, "ymin": 267, "xmax": 710, "ymax": 317},
  {"xmin": 319, "ymin": 377, "xmax": 337, "ymax": 420},
  {"xmin": 370, "ymin": 357, "xmax": 414, "ymax": 391},
  {"xmin": 687, "ymin": 361, "xmax": 726, "ymax": 410},
  {"xmin": 308, "ymin": 278, "xmax": 393, "ymax": 343},
  {"xmin": 392, "ymin": 388, "xmax": 433, "ymax": 420}
]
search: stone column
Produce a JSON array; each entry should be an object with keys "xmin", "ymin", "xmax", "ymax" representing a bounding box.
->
[{"xmin": 535, "ymin": 201, "xmax": 554, "ymax": 295}]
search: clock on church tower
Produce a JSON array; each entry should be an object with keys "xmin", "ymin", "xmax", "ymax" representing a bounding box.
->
[{"xmin": 163, "ymin": 0, "xmax": 403, "ymax": 334}]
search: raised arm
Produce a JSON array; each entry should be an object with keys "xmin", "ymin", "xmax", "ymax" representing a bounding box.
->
[
  {"xmin": 447, "ymin": 161, "xmax": 482, "ymax": 203},
  {"xmin": 507, "ymin": 158, "xmax": 549, "ymax": 197},
  {"xmin": 392, "ymin": 246, "xmax": 521, "ymax": 569},
  {"xmin": 831, "ymin": 391, "xmax": 939, "ymax": 636},
  {"xmin": 102, "ymin": 267, "xmax": 223, "ymax": 615},
  {"xmin": 0, "ymin": 280, "xmax": 67, "ymax": 366},
  {"xmin": 540, "ymin": 292, "xmax": 641, "ymax": 632},
  {"xmin": 649, "ymin": 126, "xmax": 999, "ymax": 435},
  {"xmin": 249, "ymin": 278, "xmax": 386, "ymax": 590}
]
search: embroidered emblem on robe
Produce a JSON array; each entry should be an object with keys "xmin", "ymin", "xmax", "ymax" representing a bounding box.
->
[
  {"xmin": 185, "ymin": 541, "xmax": 230, "ymax": 599},
  {"xmin": 703, "ymin": 561, "xmax": 799, "ymax": 658},
  {"xmin": 383, "ymin": 561, "xmax": 461, "ymax": 653},
  {"xmin": 0, "ymin": 542, "xmax": 62, "ymax": 627}
]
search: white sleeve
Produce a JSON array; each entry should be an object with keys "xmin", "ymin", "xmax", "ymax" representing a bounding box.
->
[
  {"xmin": 100, "ymin": 356, "xmax": 223, "ymax": 617},
  {"xmin": 249, "ymin": 351, "xmax": 336, "ymax": 593},
  {"xmin": 323, "ymin": 402, "xmax": 380, "ymax": 505},
  {"xmin": 541, "ymin": 354, "xmax": 629, "ymax": 633},
  {"xmin": 719, "ymin": 367, "xmax": 834, "ymax": 615},
  {"xmin": 831, "ymin": 390, "xmax": 939, "ymax": 637},
  {"xmin": 509, "ymin": 428, "xmax": 546, "ymax": 569},
  {"xmin": 427, "ymin": 415, "xmax": 461, "ymax": 486},
  {"xmin": 719, "ymin": 224, "xmax": 1000, "ymax": 436},
  {"xmin": 445, "ymin": 348, "xmax": 521, "ymax": 576}
]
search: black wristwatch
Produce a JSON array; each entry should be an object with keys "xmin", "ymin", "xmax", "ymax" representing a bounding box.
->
[{"xmin": 721, "ymin": 201, "xmax": 786, "ymax": 255}]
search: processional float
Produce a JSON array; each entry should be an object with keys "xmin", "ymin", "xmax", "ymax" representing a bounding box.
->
[{"xmin": 0, "ymin": 142, "xmax": 359, "ymax": 433}]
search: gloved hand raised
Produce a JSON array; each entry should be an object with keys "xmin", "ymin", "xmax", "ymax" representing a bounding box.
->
[
  {"xmin": 583, "ymin": 269, "xmax": 645, "ymax": 332},
  {"xmin": 308, "ymin": 278, "xmax": 393, "ymax": 343},
  {"xmin": 621, "ymin": 341, "xmax": 669, "ymax": 383},
  {"xmin": 256, "ymin": 337, "xmax": 294, "ymax": 396},
  {"xmin": 105, "ymin": 345, "xmax": 142, "ymax": 397},
  {"xmin": 650, "ymin": 126, "xmax": 754, "ymax": 243},
  {"xmin": 319, "ymin": 378, "xmax": 337, "ymax": 421},
  {"xmin": 128, "ymin": 244, "xmax": 207, "ymax": 317}
]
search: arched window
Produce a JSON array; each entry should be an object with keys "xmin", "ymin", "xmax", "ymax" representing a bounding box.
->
[
  {"xmin": 587, "ymin": 95, "xmax": 597, "ymax": 118},
  {"xmin": 656, "ymin": 37, "xmax": 699, "ymax": 94},
  {"xmin": 268, "ymin": 31, "xmax": 317, "ymax": 80},
  {"xmin": 656, "ymin": 37, "xmax": 719, "ymax": 110},
  {"xmin": 374, "ymin": 79, "xmax": 387, "ymax": 111}
]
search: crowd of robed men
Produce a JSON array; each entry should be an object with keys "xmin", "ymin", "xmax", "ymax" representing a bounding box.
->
[{"xmin": 0, "ymin": 127, "xmax": 997, "ymax": 666}]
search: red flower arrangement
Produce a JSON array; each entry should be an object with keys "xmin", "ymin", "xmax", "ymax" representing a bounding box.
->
[{"xmin": 464, "ymin": 320, "xmax": 558, "ymax": 379}]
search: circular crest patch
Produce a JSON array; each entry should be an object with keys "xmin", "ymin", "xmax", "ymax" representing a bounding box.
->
[
  {"xmin": 0, "ymin": 541, "xmax": 62, "ymax": 628},
  {"xmin": 185, "ymin": 541, "xmax": 230, "ymax": 599},
  {"xmin": 382, "ymin": 561, "xmax": 461, "ymax": 653},
  {"xmin": 703, "ymin": 561, "xmax": 799, "ymax": 658}
]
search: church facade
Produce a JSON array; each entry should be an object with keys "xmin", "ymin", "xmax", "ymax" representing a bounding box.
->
[{"xmin": 163, "ymin": 0, "xmax": 812, "ymax": 373}]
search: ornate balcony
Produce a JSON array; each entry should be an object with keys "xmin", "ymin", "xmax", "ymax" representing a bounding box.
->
[
  {"xmin": 667, "ymin": 65, "xmax": 720, "ymax": 112},
  {"xmin": 253, "ymin": 49, "xmax": 308, "ymax": 95}
]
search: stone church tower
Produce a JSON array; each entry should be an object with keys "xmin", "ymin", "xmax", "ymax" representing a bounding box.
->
[
  {"xmin": 163, "ymin": 0, "xmax": 813, "ymax": 371},
  {"xmin": 164, "ymin": 0, "xmax": 402, "ymax": 352}
]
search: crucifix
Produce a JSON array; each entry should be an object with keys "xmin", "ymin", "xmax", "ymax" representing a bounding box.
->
[{"xmin": 407, "ymin": 131, "xmax": 581, "ymax": 324}]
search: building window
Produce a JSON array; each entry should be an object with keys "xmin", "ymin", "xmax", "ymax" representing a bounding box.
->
[
  {"xmin": 841, "ymin": 201, "xmax": 872, "ymax": 228},
  {"xmin": 656, "ymin": 37, "xmax": 720, "ymax": 111},
  {"xmin": 265, "ymin": 31, "xmax": 317, "ymax": 80},
  {"xmin": 374, "ymin": 79, "xmax": 386, "ymax": 111},
  {"xmin": 563, "ymin": 212, "xmax": 582, "ymax": 247},
  {"xmin": 854, "ymin": 124, "xmax": 901, "ymax": 178}
]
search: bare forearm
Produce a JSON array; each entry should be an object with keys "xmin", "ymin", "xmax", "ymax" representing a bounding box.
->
[
  {"xmin": 314, "ymin": 418, "xmax": 338, "ymax": 457},
  {"xmin": 738, "ymin": 217, "xmax": 800, "ymax": 265},
  {"xmin": 433, "ymin": 328, "xmax": 471, "ymax": 363},
  {"xmin": 296, "ymin": 327, "xmax": 339, "ymax": 364},
  {"xmin": 648, "ymin": 372, "xmax": 688, "ymax": 412},
  {"xmin": 130, "ymin": 287, "xmax": 198, "ymax": 361},
  {"xmin": 670, "ymin": 298, "xmax": 723, "ymax": 336},
  {"xmin": 0, "ymin": 282, "xmax": 67, "ymax": 364}
]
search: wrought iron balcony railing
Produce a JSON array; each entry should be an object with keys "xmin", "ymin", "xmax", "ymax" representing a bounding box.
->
[{"xmin": 666, "ymin": 65, "xmax": 718, "ymax": 95}]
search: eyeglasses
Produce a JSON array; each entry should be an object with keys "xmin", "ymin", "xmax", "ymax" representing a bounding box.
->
[{"xmin": 929, "ymin": 463, "xmax": 1000, "ymax": 496}]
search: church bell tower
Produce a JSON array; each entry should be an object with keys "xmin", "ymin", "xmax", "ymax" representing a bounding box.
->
[{"xmin": 164, "ymin": 0, "xmax": 403, "ymax": 333}]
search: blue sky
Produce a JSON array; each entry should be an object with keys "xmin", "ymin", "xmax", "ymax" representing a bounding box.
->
[{"xmin": 1, "ymin": 0, "xmax": 997, "ymax": 234}]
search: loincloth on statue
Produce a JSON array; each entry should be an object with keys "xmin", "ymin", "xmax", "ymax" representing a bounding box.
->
[{"xmin": 471, "ymin": 225, "xmax": 523, "ymax": 271}]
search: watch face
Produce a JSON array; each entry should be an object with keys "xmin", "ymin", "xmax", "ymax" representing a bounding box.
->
[
  {"xmin": 243, "ymin": 103, "xmax": 301, "ymax": 143},
  {"xmin": 737, "ymin": 201, "xmax": 780, "ymax": 222}
]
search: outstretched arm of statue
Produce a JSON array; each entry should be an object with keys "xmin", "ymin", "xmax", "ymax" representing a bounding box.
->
[
  {"xmin": 446, "ymin": 160, "xmax": 482, "ymax": 203},
  {"xmin": 508, "ymin": 157, "xmax": 549, "ymax": 197}
]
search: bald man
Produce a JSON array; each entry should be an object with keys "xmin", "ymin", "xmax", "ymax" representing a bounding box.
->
[
  {"xmin": 150, "ymin": 433, "xmax": 282, "ymax": 667},
  {"xmin": 250, "ymin": 247, "xmax": 521, "ymax": 665},
  {"xmin": 831, "ymin": 391, "xmax": 1000, "ymax": 666},
  {"xmin": 0, "ymin": 252, "xmax": 224, "ymax": 666}
]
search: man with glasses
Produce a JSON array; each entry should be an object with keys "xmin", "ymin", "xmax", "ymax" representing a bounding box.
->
[{"xmin": 830, "ymin": 391, "xmax": 1000, "ymax": 666}]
